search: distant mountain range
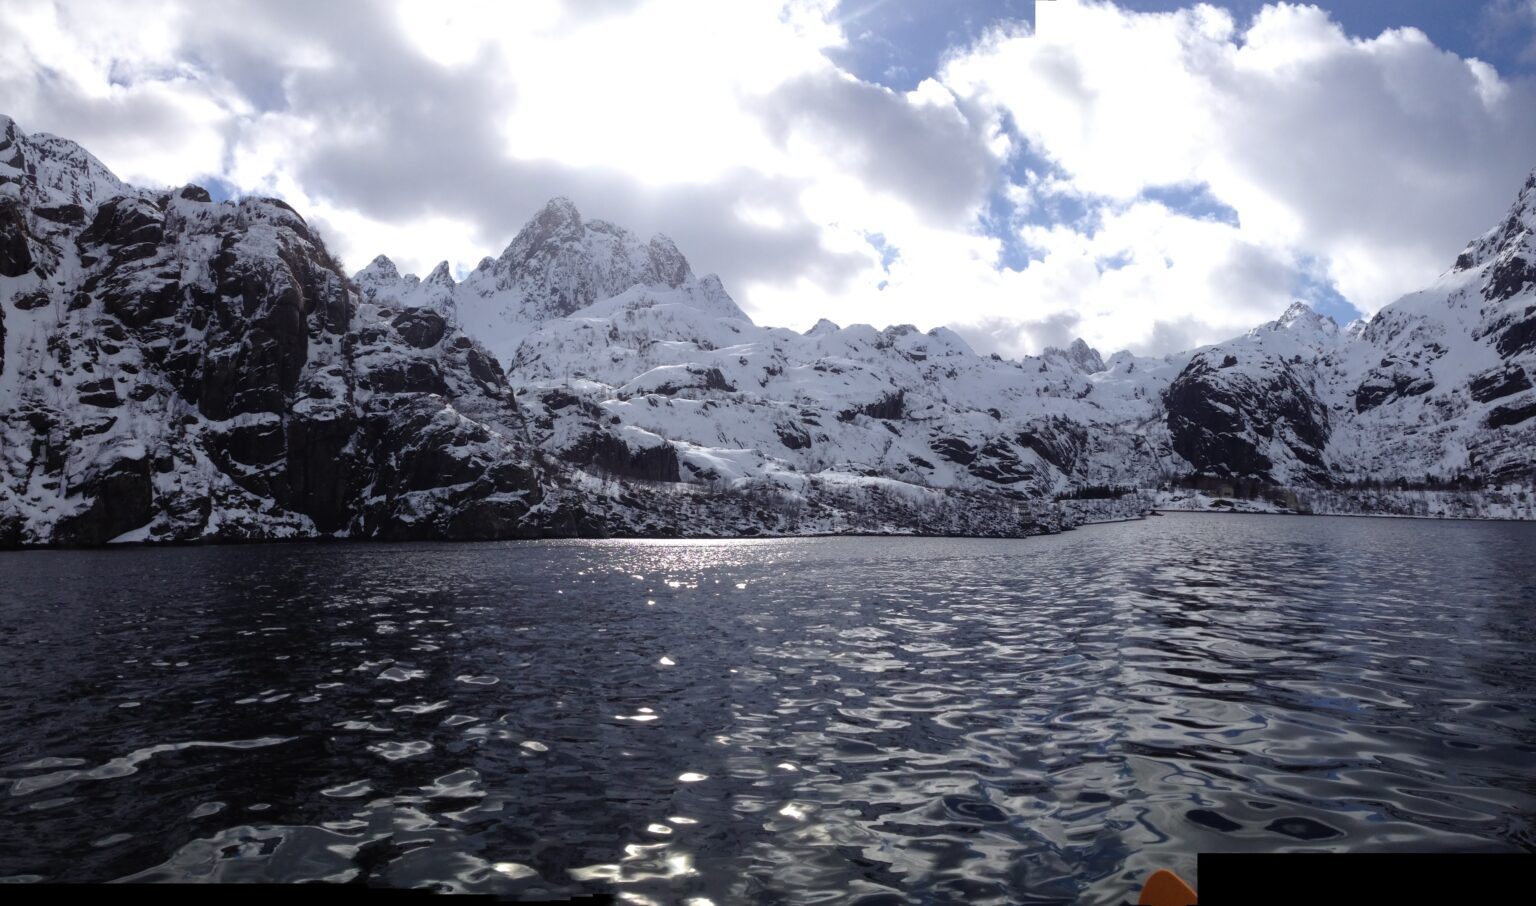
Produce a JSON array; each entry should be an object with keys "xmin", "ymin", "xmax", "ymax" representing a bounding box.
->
[{"xmin": 2, "ymin": 114, "xmax": 1533, "ymax": 546}]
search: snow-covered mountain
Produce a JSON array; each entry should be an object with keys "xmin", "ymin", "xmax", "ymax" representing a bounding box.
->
[
  {"xmin": 0, "ymin": 115, "xmax": 544, "ymax": 545},
  {"xmin": 2, "ymin": 116, "xmax": 1534, "ymax": 547},
  {"xmin": 1163, "ymin": 172, "xmax": 1536, "ymax": 492}
]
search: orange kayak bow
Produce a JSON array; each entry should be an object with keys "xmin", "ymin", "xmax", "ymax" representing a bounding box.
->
[{"xmin": 1139, "ymin": 868, "xmax": 1198, "ymax": 906}]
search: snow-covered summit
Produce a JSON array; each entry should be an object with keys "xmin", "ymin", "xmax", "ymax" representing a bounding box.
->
[
  {"xmin": 479, "ymin": 196, "xmax": 696, "ymax": 317},
  {"xmin": 356, "ymin": 253, "xmax": 401, "ymax": 284},
  {"xmin": 356, "ymin": 197, "xmax": 750, "ymax": 362},
  {"xmin": 1271, "ymin": 300, "xmax": 1338, "ymax": 334},
  {"xmin": 1454, "ymin": 168, "xmax": 1536, "ymax": 279},
  {"xmin": 0, "ymin": 116, "xmax": 131, "ymax": 212},
  {"xmin": 1043, "ymin": 338, "xmax": 1106, "ymax": 374}
]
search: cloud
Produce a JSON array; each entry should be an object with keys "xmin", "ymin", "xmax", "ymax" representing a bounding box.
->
[
  {"xmin": 756, "ymin": 71, "xmax": 1004, "ymax": 225},
  {"xmin": 2, "ymin": 0, "xmax": 1534, "ymax": 359},
  {"xmin": 0, "ymin": 0, "xmax": 893, "ymax": 295},
  {"xmin": 943, "ymin": 0, "xmax": 1536, "ymax": 339}
]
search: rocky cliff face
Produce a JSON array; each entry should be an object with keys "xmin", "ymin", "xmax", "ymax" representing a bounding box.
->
[
  {"xmin": 1160, "ymin": 174, "xmax": 1536, "ymax": 490},
  {"xmin": 0, "ymin": 116, "xmax": 542, "ymax": 546},
  {"xmin": 3, "ymin": 116, "xmax": 1535, "ymax": 547}
]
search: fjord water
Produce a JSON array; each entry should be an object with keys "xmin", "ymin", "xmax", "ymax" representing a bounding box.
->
[{"xmin": 0, "ymin": 515, "xmax": 1532, "ymax": 902}]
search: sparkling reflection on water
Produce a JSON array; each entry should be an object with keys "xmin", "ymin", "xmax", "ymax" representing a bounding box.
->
[{"xmin": 0, "ymin": 514, "xmax": 1533, "ymax": 903}]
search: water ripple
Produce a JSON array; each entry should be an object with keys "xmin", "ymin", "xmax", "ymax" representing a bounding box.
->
[{"xmin": 0, "ymin": 515, "xmax": 1532, "ymax": 903}]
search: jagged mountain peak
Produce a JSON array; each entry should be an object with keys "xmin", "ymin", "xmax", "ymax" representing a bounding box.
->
[
  {"xmin": 0, "ymin": 114, "xmax": 130, "ymax": 213},
  {"xmin": 0, "ymin": 114, "xmax": 20, "ymax": 151},
  {"xmin": 539, "ymin": 194, "xmax": 582, "ymax": 225},
  {"xmin": 1268, "ymin": 300, "xmax": 1338, "ymax": 335},
  {"xmin": 646, "ymin": 232, "xmax": 692, "ymax": 287},
  {"xmin": 1043, "ymin": 338, "xmax": 1106, "ymax": 374},
  {"xmin": 425, "ymin": 260, "xmax": 455, "ymax": 286},
  {"xmin": 807, "ymin": 318, "xmax": 841, "ymax": 337},
  {"xmin": 499, "ymin": 196, "xmax": 584, "ymax": 262},
  {"xmin": 1454, "ymin": 167, "xmax": 1536, "ymax": 278},
  {"xmin": 479, "ymin": 197, "xmax": 699, "ymax": 319},
  {"xmin": 356, "ymin": 254, "xmax": 400, "ymax": 282}
]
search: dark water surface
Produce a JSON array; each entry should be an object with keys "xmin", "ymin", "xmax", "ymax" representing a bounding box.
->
[{"xmin": 1, "ymin": 514, "xmax": 1533, "ymax": 902}]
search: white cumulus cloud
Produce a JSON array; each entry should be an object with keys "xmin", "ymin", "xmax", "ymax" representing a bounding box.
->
[
  {"xmin": 1, "ymin": 0, "xmax": 1533, "ymax": 357},
  {"xmin": 941, "ymin": 0, "xmax": 1536, "ymax": 352}
]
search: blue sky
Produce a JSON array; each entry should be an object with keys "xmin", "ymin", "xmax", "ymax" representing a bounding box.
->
[
  {"xmin": 830, "ymin": 0, "xmax": 1536, "ymax": 327},
  {"xmin": 833, "ymin": 0, "xmax": 1536, "ymax": 88},
  {"xmin": 4, "ymin": 0, "xmax": 1535, "ymax": 355}
]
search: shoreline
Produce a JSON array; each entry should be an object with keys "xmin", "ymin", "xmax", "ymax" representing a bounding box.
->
[{"xmin": 6, "ymin": 504, "xmax": 1536, "ymax": 554}]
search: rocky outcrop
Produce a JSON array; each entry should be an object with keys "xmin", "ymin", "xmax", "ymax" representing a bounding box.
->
[
  {"xmin": 0, "ymin": 117, "xmax": 544, "ymax": 547},
  {"xmin": 0, "ymin": 195, "xmax": 32, "ymax": 277},
  {"xmin": 1165, "ymin": 350, "xmax": 1331, "ymax": 484}
]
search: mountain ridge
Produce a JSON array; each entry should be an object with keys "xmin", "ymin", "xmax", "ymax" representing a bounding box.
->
[{"xmin": 2, "ymin": 116, "xmax": 1534, "ymax": 547}]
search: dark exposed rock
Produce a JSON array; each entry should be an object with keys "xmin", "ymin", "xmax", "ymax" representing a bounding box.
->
[
  {"xmin": 76, "ymin": 378, "xmax": 121, "ymax": 408},
  {"xmin": 466, "ymin": 349, "xmax": 504, "ymax": 386},
  {"xmin": 564, "ymin": 432, "xmax": 681, "ymax": 482},
  {"xmin": 369, "ymin": 361, "xmax": 448, "ymax": 395},
  {"xmin": 79, "ymin": 196, "xmax": 164, "ymax": 254},
  {"xmin": 1486, "ymin": 398, "xmax": 1536, "ymax": 429},
  {"xmin": 214, "ymin": 419, "xmax": 287, "ymax": 468},
  {"xmin": 1485, "ymin": 255, "xmax": 1535, "ymax": 302},
  {"xmin": 931, "ymin": 436, "xmax": 977, "ymax": 466},
  {"xmin": 777, "ymin": 424, "xmax": 812, "ymax": 450},
  {"xmin": 840, "ymin": 390, "xmax": 904, "ymax": 422},
  {"xmin": 391, "ymin": 309, "xmax": 447, "ymax": 349},
  {"xmin": 1016, "ymin": 418, "xmax": 1088, "ymax": 474},
  {"xmin": 99, "ymin": 269, "xmax": 179, "ymax": 327},
  {"xmin": 541, "ymin": 389, "xmax": 582, "ymax": 410},
  {"xmin": 1470, "ymin": 366, "xmax": 1532, "ymax": 403},
  {"xmin": 54, "ymin": 454, "xmax": 153, "ymax": 546},
  {"xmin": 13, "ymin": 289, "xmax": 48, "ymax": 310},
  {"xmin": 969, "ymin": 440, "xmax": 1033, "ymax": 484},
  {"xmin": 286, "ymin": 414, "xmax": 358, "ymax": 532},
  {"xmin": 646, "ymin": 234, "xmax": 692, "ymax": 288},
  {"xmin": 32, "ymin": 203, "xmax": 85, "ymax": 224},
  {"xmin": 1166, "ymin": 351, "xmax": 1330, "ymax": 483},
  {"xmin": 1496, "ymin": 312, "xmax": 1536, "ymax": 359},
  {"xmin": 0, "ymin": 195, "xmax": 31, "ymax": 277},
  {"xmin": 443, "ymin": 499, "xmax": 542, "ymax": 541},
  {"xmin": 699, "ymin": 367, "xmax": 733, "ymax": 392},
  {"xmin": 179, "ymin": 184, "xmax": 212, "ymax": 202},
  {"xmin": 643, "ymin": 366, "xmax": 734, "ymax": 397},
  {"xmin": 1354, "ymin": 370, "xmax": 1435, "ymax": 413}
]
